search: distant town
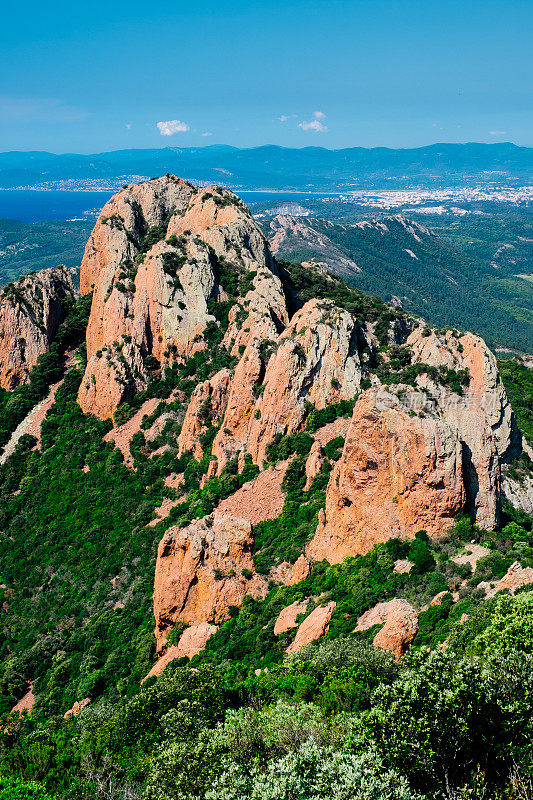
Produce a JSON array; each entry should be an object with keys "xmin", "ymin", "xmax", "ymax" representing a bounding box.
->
[{"xmin": 2, "ymin": 179, "xmax": 531, "ymax": 211}]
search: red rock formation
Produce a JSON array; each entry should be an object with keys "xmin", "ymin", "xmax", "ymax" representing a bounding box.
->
[
  {"xmin": 217, "ymin": 462, "xmax": 286, "ymax": 524},
  {"xmin": 274, "ymin": 600, "xmax": 308, "ymax": 635},
  {"xmin": 78, "ymin": 178, "xmax": 283, "ymax": 420},
  {"xmin": 355, "ymin": 599, "xmax": 418, "ymax": 660},
  {"xmin": 143, "ymin": 622, "xmax": 219, "ymax": 681},
  {"xmin": 270, "ymin": 555, "xmax": 312, "ymax": 586},
  {"xmin": 286, "ymin": 601, "xmax": 336, "ymax": 653},
  {"xmin": 307, "ymin": 321, "xmax": 519, "ymax": 563},
  {"xmin": 210, "ymin": 299, "xmax": 366, "ymax": 473},
  {"xmin": 244, "ymin": 300, "xmax": 364, "ymax": 466},
  {"xmin": 408, "ymin": 328, "xmax": 519, "ymax": 463},
  {"xmin": 304, "ymin": 441, "xmax": 325, "ymax": 490},
  {"xmin": 0, "ymin": 266, "xmax": 76, "ymax": 390},
  {"xmin": 63, "ymin": 698, "xmax": 91, "ymax": 719},
  {"xmin": 153, "ymin": 511, "xmax": 268, "ymax": 650},
  {"xmin": 308, "ymin": 386, "xmax": 467, "ymax": 563},
  {"xmin": 479, "ymin": 561, "xmax": 533, "ymax": 598},
  {"xmin": 10, "ymin": 684, "xmax": 35, "ymax": 715},
  {"xmin": 178, "ymin": 369, "xmax": 232, "ymax": 459}
]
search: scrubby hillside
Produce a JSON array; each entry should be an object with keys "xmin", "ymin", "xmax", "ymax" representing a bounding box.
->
[
  {"xmin": 265, "ymin": 212, "xmax": 533, "ymax": 353},
  {"xmin": 0, "ymin": 177, "xmax": 532, "ymax": 799}
]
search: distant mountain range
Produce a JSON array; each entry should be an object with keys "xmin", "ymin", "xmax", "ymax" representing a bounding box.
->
[{"xmin": 1, "ymin": 142, "xmax": 532, "ymax": 190}]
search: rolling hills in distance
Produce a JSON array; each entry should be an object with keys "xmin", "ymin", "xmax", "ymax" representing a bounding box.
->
[{"xmin": 0, "ymin": 142, "xmax": 532, "ymax": 190}]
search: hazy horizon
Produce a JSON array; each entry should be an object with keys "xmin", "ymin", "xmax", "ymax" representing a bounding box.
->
[{"xmin": 0, "ymin": 140, "xmax": 530, "ymax": 157}]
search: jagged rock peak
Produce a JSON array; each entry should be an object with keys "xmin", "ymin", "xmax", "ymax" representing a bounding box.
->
[
  {"xmin": 0, "ymin": 265, "xmax": 76, "ymax": 390},
  {"xmin": 77, "ymin": 175, "xmax": 287, "ymax": 419},
  {"xmin": 307, "ymin": 326, "xmax": 522, "ymax": 564}
]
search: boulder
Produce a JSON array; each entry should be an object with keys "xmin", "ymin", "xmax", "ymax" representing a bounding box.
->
[
  {"xmin": 356, "ymin": 599, "xmax": 418, "ymax": 660},
  {"xmin": 274, "ymin": 600, "xmax": 308, "ymax": 635},
  {"xmin": 479, "ymin": 561, "xmax": 533, "ymax": 598},
  {"xmin": 153, "ymin": 511, "xmax": 267, "ymax": 650},
  {"xmin": 286, "ymin": 601, "xmax": 336, "ymax": 653}
]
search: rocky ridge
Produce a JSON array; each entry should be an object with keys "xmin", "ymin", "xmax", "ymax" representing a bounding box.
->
[{"xmin": 67, "ymin": 176, "xmax": 533, "ymax": 660}]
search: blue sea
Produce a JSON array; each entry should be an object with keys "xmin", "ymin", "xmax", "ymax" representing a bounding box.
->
[
  {"xmin": 0, "ymin": 190, "xmax": 113, "ymax": 223},
  {"xmin": 0, "ymin": 189, "xmax": 339, "ymax": 223}
]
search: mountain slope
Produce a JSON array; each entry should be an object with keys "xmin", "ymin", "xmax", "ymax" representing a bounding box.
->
[
  {"xmin": 266, "ymin": 213, "xmax": 533, "ymax": 352},
  {"xmin": 0, "ymin": 177, "xmax": 532, "ymax": 799},
  {"xmin": 0, "ymin": 218, "xmax": 92, "ymax": 286}
]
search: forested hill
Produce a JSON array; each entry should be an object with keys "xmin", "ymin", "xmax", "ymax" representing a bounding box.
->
[{"xmin": 266, "ymin": 213, "xmax": 533, "ymax": 353}]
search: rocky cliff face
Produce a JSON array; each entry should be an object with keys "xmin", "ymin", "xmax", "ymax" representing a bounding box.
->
[
  {"xmin": 153, "ymin": 511, "xmax": 268, "ymax": 650},
  {"xmin": 307, "ymin": 328, "xmax": 522, "ymax": 563},
  {"xmin": 78, "ymin": 176, "xmax": 285, "ymax": 419},
  {"xmin": 77, "ymin": 177, "xmax": 531, "ymax": 659},
  {"xmin": 0, "ymin": 266, "xmax": 76, "ymax": 389}
]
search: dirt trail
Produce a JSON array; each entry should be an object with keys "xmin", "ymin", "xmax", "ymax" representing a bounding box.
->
[{"xmin": 0, "ymin": 350, "xmax": 78, "ymax": 466}]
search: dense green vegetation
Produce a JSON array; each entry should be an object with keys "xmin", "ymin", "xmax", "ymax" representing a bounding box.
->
[
  {"xmin": 0, "ymin": 346, "xmax": 531, "ymax": 799},
  {"xmin": 0, "ymin": 218, "xmax": 92, "ymax": 287},
  {"xmin": 2, "ymin": 594, "xmax": 533, "ymax": 799},
  {"xmin": 268, "ymin": 210, "xmax": 533, "ymax": 353},
  {"xmin": 498, "ymin": 358, "xmax": 533, "ymax": 445}
]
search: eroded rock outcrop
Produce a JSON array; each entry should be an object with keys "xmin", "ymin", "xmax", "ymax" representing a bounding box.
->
[
  {"xmin": 308, "ymin": 386, "xmax": 467, "ymax": 562},
  {"xmin": 153, "ymin": 511, "xmax": 268, "ymax": 650},
  {"xmin": 274, "ymin": 600, "xmax": 308, "ymax": 635},
  {"xmin": 355, "ymin": 599, "xmax": 418, "ymax": 660},
  {"xmin": 502, "ymin": 470, "xmax": 533, "ymax": 516},
  {"xmin": 217, "ymin": 462, "xmax": 286, "ymax": 524},
  {"xmin": 243, "ymin": 300, "xmax": 364, "ymax": 466},
  {"xmin": 270, "ymin": 554, "xmax": 311, "ymax": 586},
  {"xmin": 64, "ymin": 697, "xmax": 91, "ymax": 720},
  {"xmin": 479, "ymin": 561, "xmax": 533, "ymax": 598},
  {"xmin": 10, "ymin": 684, "xmax": 35, "ymax": 715},
  {"xmin": 78, "ymin": 177, "xmax": 285, "ymax": 419},
  {"xmin": 308, "ymin": 323, "xmax": 522, "ymax": 562},
  {"xmin": 408, "ymin": 329, "xmax": 520, "ymax": 463},
  {"xmin": 286, "ymin": 601, "xmax": 336, "ymax": 653},
  {"xmin": 143, "ymin": 622, "xmax": 219, "ymax": 681},
  {"xmin": 208, "ymin": 298, "xmax": 366, "ymax": 472},
  {"xmin": 0, "ymin": 266, "xmax": 76, "ymax": 389}
]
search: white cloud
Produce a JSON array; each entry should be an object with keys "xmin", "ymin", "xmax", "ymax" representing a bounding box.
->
[
  {"xmin": 278, "ymin": 114, "xmax": 297, "ymax": 123},
  {"xmin": 298, "ymin": 111, "xmax": 328, "ymax": 132},
  {"xmin": 298, "ymin": 118, "xmax": 328, "ymax": 132},
  {"xmin": 201, "ymin": 131, "xmax": 213, "ymax": 137},
  {"xmin": 157, "ymin": 119, "xmax": 189, "ymax": 136},
  {"xmin": 125, "ymin": 123, "xmax": 132, "ymax": 129},
  {"xmin": 489, "ymin": 130, "xmax": 506, "ymax": 136}
]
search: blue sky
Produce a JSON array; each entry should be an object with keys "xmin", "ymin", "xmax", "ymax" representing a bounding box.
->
[{"xmin": 1, "ymin": 0, "xmax": 531, "ymax": 152}]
